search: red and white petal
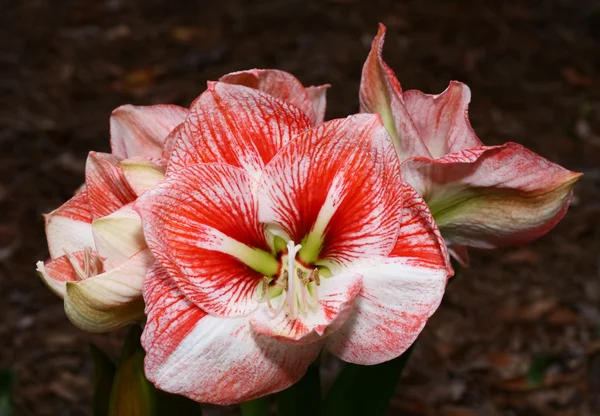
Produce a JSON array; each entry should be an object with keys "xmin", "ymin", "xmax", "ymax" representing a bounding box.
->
[
  {"xmin": 359, "ymin": 24, "xmax": 430, "ymax": 160},
  {"xmin": 257, "ymin": 114, "xmax": 403, "ymax": 267},
  {"xmin": 63, "ymin": 249, "xmax": 153, "ymax": 332},
  {"xmin": 135, "ymin": 163, "xmax": 277, "ymax": 317},
  {"xmin": 160, "ymin": 122, "xmax": 185, "ymax": 167},
  {"xmin": 305, "ymin": 85, "xmax": 330, "ymax": 125},
  {"xmin": 402, "ymin": 143, "xmax": 582, "ymax": 248},
  {"xmin": 142, "ymin": 263, "xmax": 321, "ymax": 405},
  {"xmin": 403, "ymin": 81, "xmax": 483, "ymax": 158},
  {"xmin": 167, "ymin": 82, "xmax": 312, "ymax": 180},
  {"xmin": 326, "ymin": 186, "xmax": 449, "ymax": 364},
  {"xmin": 220, "ymin": 69, "xmax": 318, "ymax": 124},
  {"xmin": 85, "ymin": 152, "xmax": 137, "ymax": 219},
  {"xmin": 250, "ymin": 271, "xmax": 363, "ymax": 344},
  {"xmin": 326, "ymin": 260, "xmax": 447, "ymax": 364},
  {"xmin": 92, "ymin": 204, "xmax": 145, "ymax": 270},
  {"xmin": 44, "ymin": 188, "xmax": 95, "ymax": 259},
  {"xmin": 36, "ymin": 250, "xmax": 104, "ymax": 298},
  {"xmin": 120, "ymin": 158, "xmax": 165, "ymax": 197},
  {"xmin": 110, "ymin": 104, "xmax": 188, "ymax": 163},
  {"xmin": 390, "ymin": 184, "xmax": 452, "ymax": 275}
]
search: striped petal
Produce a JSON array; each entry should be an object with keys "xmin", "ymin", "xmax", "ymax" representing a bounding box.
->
[
  {"xmin": 110, "ymin": 104, "xmax": 188, "ymax": 164},
  {"xmin": 92, "ymin": 204, "xmax": 145, "ymax": 270},
  {"xmin": 326, "ymin": 185, "xmax": 450, "ymax": 364},
  {"xmin": 403, "ymin": 81, "xmax": 483, "ymax": 158},
  {"xmin": 85, "ymin": 152, "xmax": 137, "ymax": 219},
  {"xmin": 135, "ymin": 163, "xmax": 278, "ymax": 317},
  {"xmin": 359, "ymin": 24, "xmax": 430, "ymax": 160},
  {"xmin": 166, "ymin": 82, "xmax": 312, "ymax": 180},
  {"xmin": 402, "ymin": 143, "xmax": 582, "ymax": 248},
  {"xmin": 250, "ymin": 270, "xmax": 363, "ymax": 344},
  {"xmin": 142, "ymin": 264, "xmax": 321, "ymax": 405},
  {"xmin": 257, "ymin": 114, "xmax": 403, "ymax": 268},
  {"xmin": 220, "ymin": 69, "xmax": 326, "ymax": 125},
  {"xmin": 63, "ymin": 249, "xmax": 153, "ymax": 332},
  {"xmin": 44, "ymin": 188, "xmax": 94, "ymax": 259}
]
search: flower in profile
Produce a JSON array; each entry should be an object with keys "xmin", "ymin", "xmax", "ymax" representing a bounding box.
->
[
  {"xmin": 360, "ymin": 24, "xmax": 582, "ymax": 265},
  {"xmin": 135, "ymin": 82, "xmax": 451, "ymax": 404},
  {"xmin": 36, "ymin": 104, "xmax": 188, "ymax": 331}
]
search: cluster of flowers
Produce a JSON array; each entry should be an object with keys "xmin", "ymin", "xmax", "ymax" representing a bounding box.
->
[{"xmin": 36, "ymin": 25, "xmax": 580, "ymax": 404}]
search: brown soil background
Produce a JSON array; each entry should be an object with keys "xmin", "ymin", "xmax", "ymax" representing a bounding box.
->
[{"xmin": 1, "ymin": 0, "xmax": 599, "ymax": 415}]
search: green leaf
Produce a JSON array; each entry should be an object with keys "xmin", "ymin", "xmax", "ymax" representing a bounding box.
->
[
  {"xmin": 90, "ymin": 344, "xmax": 117, "ymax": 416},
  {"xmin": 109, "ymin": 325, "xmax": 157, "ymax": 416},
  {"xmin": 240, "ymin": 396, "xmax": 269, "ymax": 416},
  {"xmin": 0, "ymin": 369, "xmax": 15, "ymax": 416},
  {"xmin": 323, "ymin": 346, "xmax": 413, "ymax": 416},
  {"xmin": 277, "ymin": 362, "xmax": 321, "ymax": 416}
]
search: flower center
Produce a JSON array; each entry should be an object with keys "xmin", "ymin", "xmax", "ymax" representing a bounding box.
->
[
  {"xmin": 64, "ymin": 247, "xmax": 103, "ymax": 280},
  {"xmin": 258, "ymin": 240, "xmax": 321, "ymax": 319}
]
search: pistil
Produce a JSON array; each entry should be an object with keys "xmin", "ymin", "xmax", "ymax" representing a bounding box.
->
[{"xmin": 258, "ymin": 240, "xmax": 322, "ymax": 319}]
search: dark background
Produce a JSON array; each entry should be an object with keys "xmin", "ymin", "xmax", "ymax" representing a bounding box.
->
[{"xmin": 1, "ymin": 0, "xmax": 599, "ymax": 415}]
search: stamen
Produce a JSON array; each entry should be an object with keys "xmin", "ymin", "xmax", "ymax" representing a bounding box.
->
[
  {"xmin": 258, "ymin": 276, "xmax": 269, "ymax": 301},
  {"xmin": 63, "ymin": 249, "xmax": 86, "ymax": 280},
  {"xmin": 267, "ymin": 294, "xmax": 286, "ymax": 316},
  {"xmin": 83, "ymin": 247, "xmax": 91, "ymax": 277},
  {"xmin": 263, "ymin": 241, "xmax": 322, "ymax": 320},
  {"xmin": 311, "ymin": 268, "xmax": 320, "ymax": 286},
  {"xmin": 277, "ymin": 270, "xmax": 288, "ymax": 289}
]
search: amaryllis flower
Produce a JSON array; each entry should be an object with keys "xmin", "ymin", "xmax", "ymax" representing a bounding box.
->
[
  {"xmin": 134, "ymin": 82, "xmax": 451, "ymax": 404},
  {"xmin": 36, "ymin": 66, "xmax": 325, "ymax": 333},
  {"xmin": 36, "ymin": 104, "xmax": 188, "ymax": 332},
  {"xmin": 360, "ymin": 24, "xmax": 582, "ymax": 265}
]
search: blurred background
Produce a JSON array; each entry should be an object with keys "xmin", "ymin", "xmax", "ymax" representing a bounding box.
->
[{"xmin": 1, "ymin": 0, "xmax": 599, "ymax": 414}]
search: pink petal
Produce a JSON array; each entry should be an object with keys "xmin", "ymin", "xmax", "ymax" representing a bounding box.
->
[
  {"xmin": 85, "ymin": 152, "xmax": 137, "ymax": 219},
  {"xmin": 250, "ymin": 270, "xmax": 362, "ymax": 344},
  {"xmin": 403, "ymin": 81, "xmax": 483, "ymax": 158},
  {"xmin": 257, "ymin": 114, "xmax": 403, "ymax": 267},
  {"xmin": 220, "ymin": 69, "xmax": 321, "ymax": 124},
  {"xmin": 44, "ymin": 188, "xmax": 95, "ymax": 259},
  {"xmin": 135, "ymin": 163, "xmax": 277, "ymax": 317},
  {"xmin": 142, "ymin": 263, "xmax": 321, "ymax": 405},
  {"xmin": 167, "ymin": 82, "xmax": 312, "ymax": 179},
  {"xmin": 402, "ymin": 143, "xmax": 582, "ymax": 248},
  {"xmin": 359, "ymin": 24, "xmax": 430, "ymax": 160},
  {"xmin": 305, "ymin": 84, "xmax": 330, "ymax": 124},
  {"xmin": 110, "ymin": 104, "xmax": 188, "ymax": 164},
  {"xmin": 326, "ymin": 185, "xmax": 449, "ymax": 364}
]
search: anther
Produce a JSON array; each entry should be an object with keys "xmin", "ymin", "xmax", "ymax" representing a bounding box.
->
[
  {"xmin": 310, "ymin": 268, "xmax": 320, "ymax": 286},
  {"xmin": 258, "ymin": 276, "xmax": 269, "ymax": 301}
]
